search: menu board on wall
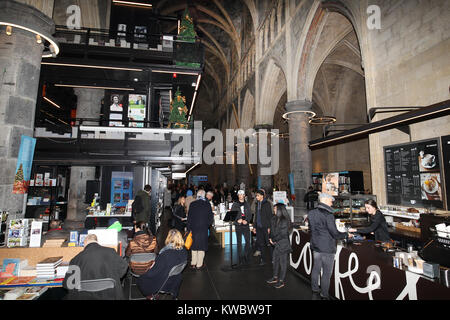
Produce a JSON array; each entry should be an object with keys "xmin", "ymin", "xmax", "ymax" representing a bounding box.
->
[
  {"xmin": 441, "ymin": 135, "xmax": 450, "ymax": 210},
  {"xmin": 384, "ymin": 138, "xmax": 443, "ymax": 208}
]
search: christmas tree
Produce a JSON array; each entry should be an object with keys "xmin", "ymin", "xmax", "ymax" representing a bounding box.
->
[
  {"xmin": 178, "ymin": 8, "xmax": 197, "ymax": 42},
  {"xmin": 169, "ymin": 87, "xmax": 188, "ymax": 128},
  {"xmin": 175, "ymin": 8, "xmax": 201, "ymax": 68},
  {"xmin": 12, "ymin": 163, "xmax": 26, "ymax": 194},
  {"xmin": 14, "ymin": 164, "xmax": 24, "ymax": 182}
]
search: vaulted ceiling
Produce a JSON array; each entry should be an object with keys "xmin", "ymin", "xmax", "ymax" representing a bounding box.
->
[{"xmin": 153, "ymin": 0, "xmax": 255, "ymax": 128}]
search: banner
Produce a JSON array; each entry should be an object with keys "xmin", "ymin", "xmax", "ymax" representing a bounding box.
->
[{"xmin": 12, "ymin": 136, "xmax": 36, "ymax": 194}]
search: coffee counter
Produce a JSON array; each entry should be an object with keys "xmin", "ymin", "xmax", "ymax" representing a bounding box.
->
[{"xmin": 290, "ymin": 229, "xmax": 450, "ymax": 300}]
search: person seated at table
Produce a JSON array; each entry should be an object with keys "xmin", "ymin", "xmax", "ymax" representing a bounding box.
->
[
  {"xmin": 348, "ymin": 199, "xmax": 391, "ymax": 242},
  {"xmin": 63, "ymin": 234, "xmax": 128, "ymax": 300},
  {"xmin": 137, "ymin": 229, "xmax": 187, "ymax": 299},
  {"xmin": 125, "ymin": 221, "xmax": 158, "ymax": 275}
]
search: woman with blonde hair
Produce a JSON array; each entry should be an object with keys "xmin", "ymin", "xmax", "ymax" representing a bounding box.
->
[{"xmin": 137, "ymin": 229, "xmax": 188, "ymax": 299}]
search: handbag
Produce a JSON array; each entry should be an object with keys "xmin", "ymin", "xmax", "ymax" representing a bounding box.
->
[{"xmin": 184, "ymin": 231, "xmax": 193, "ymax": 250}]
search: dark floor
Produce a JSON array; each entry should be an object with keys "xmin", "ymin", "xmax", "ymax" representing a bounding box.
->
[
  {"xmin": 126, "ymin": 211, "xmax": 315, "ymax": 300},
  {"xmin": 42, "ymin": 212, "xmax": 315, "ymax": 300}
]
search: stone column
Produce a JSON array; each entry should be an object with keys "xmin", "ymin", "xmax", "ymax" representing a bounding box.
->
[
  {"xmin": 65, "ymin": 89, "xmax": 103, "ymax": 229},
  {"xmin": 65, "ymin": 167, "xmax": 96, "ymax": 229},
  {"xmin": 73, "ymin": 88, "xmax": 104, "ymax": 125},
  {"xmin": 0, "ymin": 1, "xmax": 55, "ymax": 213},
  {"xmin": 255, "ymin": 124, "xmax": 273, "ymax": 194},
  {"xmin": 285, "ymin": 100, "xmax": 313, "ymax": 218}
]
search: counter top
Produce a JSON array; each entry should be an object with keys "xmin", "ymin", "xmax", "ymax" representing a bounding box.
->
[{"xmin": 290, "ymin": 229, "xmax": 450, "ymax": 300}]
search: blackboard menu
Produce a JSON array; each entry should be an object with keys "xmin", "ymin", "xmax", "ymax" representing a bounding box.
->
[
  {"xmin": 442, "ymin": 135, "xmax": 450, "ymax": 210},
  {"xmin": 384, "ymin": 138, "xmax": 443, "ymax": 209}
]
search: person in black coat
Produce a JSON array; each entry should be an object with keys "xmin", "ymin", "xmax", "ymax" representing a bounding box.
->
[
  {"xmin": 252, "ymin": 189, "xmax": 273, "ymax": 265},
  {"xmin": 187, "ymin": 190, "xmax": 214, "ymax": 269},
  {"xmin": 172, "ymin": 196, "xmax": 187, "ymax": 233},
  {"xmin": 348, "ymin": 199, "xmax": 390, "ymax": 242},
  {"xmin": 267, "ymin": 203, "xmax": 292, "ymax": 288},
  {"xmin": 231, "ymin": 190, "xmax": 252, "ymax": 265},
  {"xmin": 63, "ymin": 234, "xmax": 128, "ymax": 300},
  {"xmin": 308, "ymin": 193, "xmax": 351, "ymax": 300},
  {"xmin": 137, "ymin": 229, "xmax": 188, "ymax": 299}
]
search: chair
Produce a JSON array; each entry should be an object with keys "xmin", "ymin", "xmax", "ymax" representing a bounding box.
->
[
  {"xmin": 79, "ymin": 278, "xmax": 116, "ymax": 292},
  {"xmin": 128, "ymin": 252, "xmax": 156, "ymax": 300},
  {"xmin": 149, "ymin": 261, "xmax": 187, "ymax": 300}
]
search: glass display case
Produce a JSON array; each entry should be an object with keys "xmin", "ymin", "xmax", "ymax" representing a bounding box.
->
[{"xmin": 332, "ymin": 194, "xmax": 377, "ymax": 226}]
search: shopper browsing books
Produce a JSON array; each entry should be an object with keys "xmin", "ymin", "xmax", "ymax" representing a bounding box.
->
[{"xmin": 63, "ymin": 234, "xmax": 128, "ymax": 300}]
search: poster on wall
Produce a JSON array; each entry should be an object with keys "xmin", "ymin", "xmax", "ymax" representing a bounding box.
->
[
  {"xmin": 384, "ymin": 138, "xmax": 443, "ymax": 208},
  {"xmin": 322, "ymin": 172, "xmax": 339, "ymax": 196},
  {"xmin": 111, "ymin": 172, "xmax": 133, "ymax": 208},
  {"xmin": 128, "ymin": 94, "xmax": 146, "ymax": 127},
  {"xmin": 109, "ymin": 93, "xmax": 125, "ymax": 127},
  {"xmin": 12, "ymin": 136, "xmax": 36, "ymax": 194}
]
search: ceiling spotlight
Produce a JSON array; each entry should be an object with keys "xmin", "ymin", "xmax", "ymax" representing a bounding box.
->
[
  {"xmin": 133, "ymin": 78, "xmax": 139, "ymax": 82},
  {"xmin": 6, "ymin": 25, "xmax": 12, "ymax": 36},
  {"xmin": 192, "ymin": 82, "xmax": 196, "ymax": 87},
  {"xmin": 36, "ymin": 34, "xmax": 42, "ymax": 44}
]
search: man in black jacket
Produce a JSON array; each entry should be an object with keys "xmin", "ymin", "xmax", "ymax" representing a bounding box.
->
[
  {"xmin": 63, "ymin": 234, "xmax": 128, "ymax": 300},
  {"xmin": 231, "ymin": 190, "xmax": 252, "ymax": 265},
  {"xmin": 252, "ymin": 189, "xmax": 273, "ymax": 265},
  {"xmin": 308, "ymin": 192, "xmax": 351, "ymax": 300}
]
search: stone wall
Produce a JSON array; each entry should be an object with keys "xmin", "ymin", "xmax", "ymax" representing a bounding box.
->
[{"xmin": 359, "ymin": 0, "xmax": 450, "ymax": 205}]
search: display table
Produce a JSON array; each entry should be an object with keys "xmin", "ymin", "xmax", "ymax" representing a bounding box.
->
[
  {"xmin": 85, "ymin": 213, "xmax": 133, "ymax": 228},
  {"xmin": 0, "ymin": 246, "xmax": 84, "ymax": 267},
  {"xmin": 290, "ymin": 228, "xmax": 450, "ymax": 300}
]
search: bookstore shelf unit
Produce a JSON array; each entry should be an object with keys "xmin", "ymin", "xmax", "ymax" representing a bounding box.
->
[
  {"xmin": 25, "ymin": 165, "xmax": 70, "ymax": 230},
  {"xmin": 312, "ymin": 171, "xmax": 364, "ymax": 194}
]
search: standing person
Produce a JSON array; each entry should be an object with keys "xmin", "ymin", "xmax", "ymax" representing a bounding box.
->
[
  {"xmin": 132, "ymin": 184, "xmax": 152, "ymax": 230},
  {"xmin": 172, "ymin": 195, "xmax": 187, "ymax": 233},
  {"xmin": 187, "ymin": 190, "xmax": 214, "ymax": 269},
  {"xmin": 252, "ymin": 189, "xmax": 273, "ymax": 265},
  {"xmin": 304, "ymin": 186, "xmax": 318, "ymax": 210},
  {"xmin": 185, "ymin": 189, "xmax": 195, "ymax": 214},
  {"xmin": 63, "ymin": 234, "xmax": 128, "ymax": 300},
  {"xmin": 348, "ymin": 199, "xmax": 390, "ymax": 242},
  {"xmin": 206, "ymin": 191, "xmax": 215, "ymax": 211},
  {"xmin": 231, "ymin": 190, "xmax": 252, "ymax": 265},
  {"xmin": 308, "ymin": 192, "xmax": 352, "ymax": 300},
  {"xmin": 266, "ymin": 203, "xmax": 292, "ymax": 288},
  {"xmin": 164, "ymin": 185, "xmax": 172, "ymax": 209}
]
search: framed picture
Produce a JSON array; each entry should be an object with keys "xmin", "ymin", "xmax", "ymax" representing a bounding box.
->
[
  {"xmin": 128, "ymin": 94, "xmax": 146, "ymax": 127},
  {"xmin": 110, "ymin": 94, "xmax": 124, "ymax": 112}
]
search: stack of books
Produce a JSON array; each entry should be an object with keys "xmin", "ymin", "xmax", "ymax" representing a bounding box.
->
[
  {"xmin": 36, "ymin": 256, "xmax": 63, "ymax": 280},
  {"xmin": 56, "ymin": 262, "xmax": 69, "ymax": 279}
]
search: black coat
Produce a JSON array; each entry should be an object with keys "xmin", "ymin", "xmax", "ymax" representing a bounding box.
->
[
  {"xmin": 308, "ymin": 203, "xmax": 347, "ymax": 254},
  {"xmin": 254, "ymin": 199, "xmax": 273, "ymax": 229},
  {"xmin": 357, "ymin": 210, "xmax": 391, "ymax": 242},
  {"xmin": 187, "ymin": 198, "xmax": 214, "ymax": 251},
  {"xmin": 137, "ymin": 246, "xmax": 188, "ymax": 297},
  {"xmin": 270, "ymin": 216, "xmax": 292, "ymax": 254},
  {"xmin": 172, "ymin": 204, "xmax": 186, "ymax": 232},
  {"xmin": 231, "ymin": 200, "xmax": 252, "ymax": 229},
  {"xmin": 63, "ymin": 242, "xmax": 128, "ymax": 300}
]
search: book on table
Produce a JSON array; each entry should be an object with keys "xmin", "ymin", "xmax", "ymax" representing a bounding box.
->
[{"xmin": 36, "ymin": 256, "xmax": 63, "ymax": 267}]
